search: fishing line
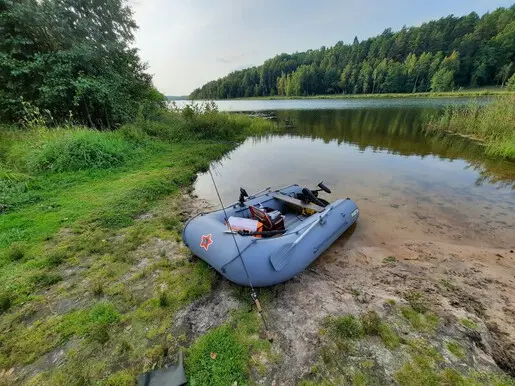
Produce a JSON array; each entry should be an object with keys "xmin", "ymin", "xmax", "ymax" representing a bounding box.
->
[{"xmin": 207, "ymin": 168, "xmax": 271, "ymax": 336}]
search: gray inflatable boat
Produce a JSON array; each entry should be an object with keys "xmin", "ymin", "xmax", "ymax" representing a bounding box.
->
[{"xmin": 183, "ymin": 184, "xmax": 359, "ymax": 287}]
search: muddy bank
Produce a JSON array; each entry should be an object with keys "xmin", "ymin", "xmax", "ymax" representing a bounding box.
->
[{"xmin": 183, "ymin": 189, "xmax": 515, "ymax": 383}]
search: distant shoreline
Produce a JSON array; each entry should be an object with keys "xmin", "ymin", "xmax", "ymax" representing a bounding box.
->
[{"xmin": 188, "ymin": 90, "xmax": 515, "ymax": 101}]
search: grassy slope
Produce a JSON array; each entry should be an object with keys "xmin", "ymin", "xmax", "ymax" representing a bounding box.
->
[
  {"xmin": 0, "ymin": 109, "xmax": 279, "ymax": 385},
  {"xmin": 426, "ymin": 96, "xmax": 515, "ymax": 160}
]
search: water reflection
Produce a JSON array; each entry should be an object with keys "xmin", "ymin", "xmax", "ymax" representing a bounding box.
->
[
  {"xmin": 195, "ymin": 101, "xmax": 514, "ymax": 249},
  {"xmin": 273, "ymin": 108, "xmax": 515, "ymax": 188}
]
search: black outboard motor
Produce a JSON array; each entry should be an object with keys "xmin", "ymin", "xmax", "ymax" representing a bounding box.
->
[
  {"xmin": 297, "ymin": 182, "xmax": 331, "ymax": 207},
  {"xmin": 239, "ymin": 188, "xmax": 249, "ymax": 206}
]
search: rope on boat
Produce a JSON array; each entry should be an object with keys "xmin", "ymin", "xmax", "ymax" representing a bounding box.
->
[{"xmin": 208, "ymin": 168, "xmax": 272, "ymax": 340}]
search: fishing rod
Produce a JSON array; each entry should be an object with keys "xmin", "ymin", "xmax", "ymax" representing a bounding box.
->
[{"xmin": 208, "ymin": 168, "xmax": 272, "ymax": 340}]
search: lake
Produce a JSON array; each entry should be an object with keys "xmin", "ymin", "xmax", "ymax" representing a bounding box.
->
[{"xmin": 190, "ymin": 98, "xmax": 514, "ymax": 246}]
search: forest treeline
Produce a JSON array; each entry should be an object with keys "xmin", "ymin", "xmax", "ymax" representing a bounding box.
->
[
  {"xmin": 190, "ymin": 6, "xmax": 515, "ymax": 99},
  {"xmin": 0, "ymin": 0, "xmax": 163, "ymax": 128}
]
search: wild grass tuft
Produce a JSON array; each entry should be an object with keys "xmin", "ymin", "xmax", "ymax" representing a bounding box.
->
[
  {"xmin": 0, "ymin": 292, "xmax": 12, "ymax": 313},
  {"xmin": 360, "ymin": 310, "xmax": 381, "ymax": 335},
  {"xmin": 28, "ymin": 129, "xmax": 135, "ymax": 172},
  {"xmin": 446, "ymin": 341, "xmax": 466, "ymax": 359},
  {"xmin": 323, "ymin": 315, "xmax": 364, "ymax": 339},
  {"xmin": 460, "ymin": 318, "xmax": 478, "ymax": 330},
  {"xmin": 6, "ymin": 242, "xmax": 25, "ymax": 261}
]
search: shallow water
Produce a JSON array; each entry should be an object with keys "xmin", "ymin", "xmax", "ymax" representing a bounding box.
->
[{"xmin": 193, "ymin": 99, "xmax": 514, "ymax": 246}]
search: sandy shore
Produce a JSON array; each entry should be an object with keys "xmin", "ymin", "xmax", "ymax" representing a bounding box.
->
[{"xmin": 182, "ymin": 189, "xmax": 515, "ymax": 383}]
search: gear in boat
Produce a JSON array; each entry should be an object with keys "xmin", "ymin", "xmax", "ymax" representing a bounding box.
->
[
  {"xmin": 228, "ymin": 182, "xmax": 333, "ymax": 237},
  {"xmin": 182, "ymin": 183, "xmax": 359, "ymax": 287}
]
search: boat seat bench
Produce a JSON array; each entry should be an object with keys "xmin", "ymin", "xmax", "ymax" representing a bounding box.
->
[{"xmin": 270, "ymin": 192, "xmax": 324, "ymax": 213}]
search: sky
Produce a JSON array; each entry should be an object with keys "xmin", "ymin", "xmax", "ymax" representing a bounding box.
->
[{"xmin": 129, "ymin": 0, "xmax": 513, "ymax": 96}]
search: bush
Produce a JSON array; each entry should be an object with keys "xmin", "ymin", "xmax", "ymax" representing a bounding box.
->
[
  {"xmin": 28, "ymin": 129, "xmax": 134, "ymax": 172},
  {"xmin": 138, "ymin": 103, "xmax": 278, "ymax": 143}
]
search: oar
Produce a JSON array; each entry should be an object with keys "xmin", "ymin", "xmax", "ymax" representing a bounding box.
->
[{"xmin": 269, "ymin": 218, "xmax": 321, "ymax": 271}]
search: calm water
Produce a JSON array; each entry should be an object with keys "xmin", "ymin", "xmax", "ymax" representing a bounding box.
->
[{"xmin": 192, "ymin": 98, "xmax": 514, "ymax": 244}]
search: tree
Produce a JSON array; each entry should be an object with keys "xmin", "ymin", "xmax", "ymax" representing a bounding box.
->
[
  {"xmin": 431, "ymin": 69, "xmax": 455, "ymax": 91},
  {"xmin": 189, "ymin": 6, "xmax": 515, "ymax": 99},
  {"xmin": 507, "ymin": 73, "xmax": 515, "ymax": 90},
  {"xmin": 0, "ymin": 0, "xmax": 157, "ymax": 127}
]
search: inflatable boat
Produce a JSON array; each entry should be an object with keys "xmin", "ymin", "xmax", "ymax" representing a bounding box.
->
[{"xmin": 183, "ymin": 183, "xmax": 359, "ymax": 287}]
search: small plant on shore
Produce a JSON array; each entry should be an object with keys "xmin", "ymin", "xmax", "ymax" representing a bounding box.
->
[
  {"xmin": 400, "ymin": 292, "xmax": 442, "ymax": 332},
  {"xmin": 404, "ymin": 291, "xmax": 428, "ymax": 313},
  {"xmin": 186, "ymin": 324, "xmax": 247, "ymax": 385},
  {"xmin": 92, "ymin": 281, "xmax": 104, "ymax": 297},
  {"xmin": 446, "ymin": 341, "xmax": 466, "ymax": 359},
  {"xmin": 158, "ymin": 291, "xmax": 169, "ymax": 307},
  {"xmin": 460, "ymin": 318, "xmax": 478, "ymax": 330},
  {"xmin": 31, "ymin": 272, "xmax": 62, "ymax": 288},
  {"xmin": 360, "ymin": 310, "xmax": 381, "ymax": 335},
  {"xmin": 7, "ymin": 242, "xmax": 25, "ymax": 261},
  {"xmin": 0, "ymin": 292, "xmax": 12, "ymax": 313},
  {"xmin": 383, "ymin": 256, "xmax": 397, "ymax": 265},
  {"xmin": 324, "ymin": 315, "xmax": 364, "ymax": 339}
]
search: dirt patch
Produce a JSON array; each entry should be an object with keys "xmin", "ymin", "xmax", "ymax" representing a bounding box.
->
[{"xmin": 173, "ymin": 281, "xmax": 241, "ymax": 338}]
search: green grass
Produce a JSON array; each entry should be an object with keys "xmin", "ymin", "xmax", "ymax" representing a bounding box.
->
[
  {"xmin": 382, "ymin": 256, "xmax": 397, "ymax": 265},
  {"xmin": 0, "ymin": 106, "xmax": 279, "ymax": 384},
  {"xmin": 460, "ymin": 318, "xmax": 479, "ymax": 330},
  {"xmin": 306, "ymin": 302, "xmax": 510, "ymax": 386},
  {"xmin": 185, "ymin": 307, "xmax": 274, "ymax": 385},
  {"xmin": 447, "ymin": 341, "xmax": 466, "ymax": 359},
  {"xmin": 186, "ymin": 324, "xmax": 247, "ymax": 385},
  {"xmin": 401, "ymin": 307, "xmax": 440, "ymax": 332},
  {"xmin": 426, "ymin": 96, "xmax": 515, "ymax": 159},
  {"xmin": 323, "ymin": 314, "xmax": 364, "ymax": 340}
]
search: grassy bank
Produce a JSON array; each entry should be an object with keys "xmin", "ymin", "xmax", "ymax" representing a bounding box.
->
[
  {"xmin": 199, "ymin": 88, "xmax": 515, "ymax": 101},
  {"xmin": 426, "ymin": 96, "xmax": 515, "ymax": 160},
  {"xmin": 0, "ymin": 106, "xmax": 279, "ymax": 384}
]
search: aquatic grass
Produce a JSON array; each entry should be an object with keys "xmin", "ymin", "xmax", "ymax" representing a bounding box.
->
[{"xmin": 426, "ymin": 96, "xmax": 515, "ymax": 160}]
